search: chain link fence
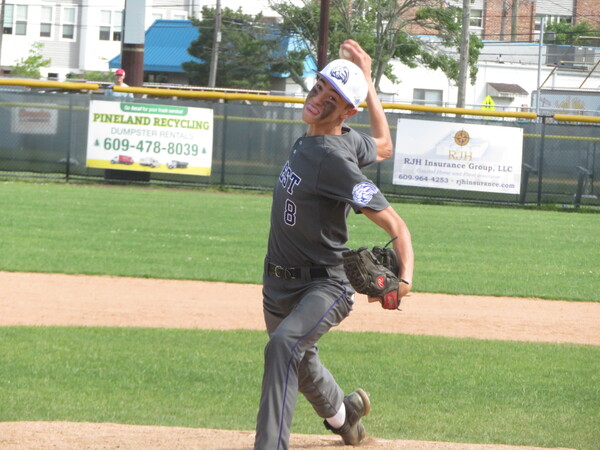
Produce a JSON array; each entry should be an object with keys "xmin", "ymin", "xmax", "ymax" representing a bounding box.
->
[{"xmin": 0, "ymin": 88, "xmax": 598, "ymax": 209}]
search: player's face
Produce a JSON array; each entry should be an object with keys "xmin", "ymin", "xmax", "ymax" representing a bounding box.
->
[{"xmin": 302, "ymin": 77, "xmax": 353, "ymax": 131}]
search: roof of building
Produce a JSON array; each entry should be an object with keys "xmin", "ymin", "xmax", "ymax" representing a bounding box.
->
[
  {"xmin": 109, "ymin": 20, "xmax": 202, "ymax": 73},
  {"xmin": 487, "ymin": 82, "xmax": 529, "ymax": 97}
]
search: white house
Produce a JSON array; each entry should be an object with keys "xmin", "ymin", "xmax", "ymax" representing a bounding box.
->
[
  {"xmin": 0, "ymin": 0, "xmax": 284, "ymax": 79},
  {"xmin": 0, "ymin": 0, "xmax": 199, "ymax": 79},
  {"xmin": 386, "ymin": 48, "xmax": 600, "ymax": 114}
]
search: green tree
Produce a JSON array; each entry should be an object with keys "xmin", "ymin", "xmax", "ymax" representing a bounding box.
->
[
  {"xmin": 545, "ymin": 20, "xmax": 593, "ymax": 45},
  {"xmin": 183, "ymin": 7, "xmax": 285, "ymax": 89},
  {"xmin": 271, "ymin": 0, "xmax": 483, "ymax": 91},
  {"xmin": 66, "ymin": 71, "xmax": 115, "ymax": 82},
  {"xmin": 414, "ymin": 5, "xmax": 483, "ymax": 85},
  {"xmin": 10, "ymin": 42, "xmax": 51, "ymax": 78}
]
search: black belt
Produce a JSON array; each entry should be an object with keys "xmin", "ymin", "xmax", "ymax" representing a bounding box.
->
[{"xmin": 267, "ymin": 262, "xmax": 329, "ymax": 280}]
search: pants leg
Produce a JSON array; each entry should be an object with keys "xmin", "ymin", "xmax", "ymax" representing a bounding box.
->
[
  {"xmin": 298, "ymin": 345, "xmax": 343, "ymax": 418},
  {"xmin": 254, "ymin": 279, "xmax": 352, "ymax": 450}
]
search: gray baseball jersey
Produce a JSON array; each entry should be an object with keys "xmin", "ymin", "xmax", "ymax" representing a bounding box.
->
[
  {"xmin": 255, "ymin": 126, "xmax": 390, "ymax": 450},
  {"xmin": 267, "ymin": 126, "xmax": 390, "ymax": 267}
]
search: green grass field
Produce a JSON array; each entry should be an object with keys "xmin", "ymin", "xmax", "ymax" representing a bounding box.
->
[
  {"xmin": 1, "ymin": 181, "xmax": 599, "ymax": 449},
  {"xmin": 1, "ymin": 181, "xmax": 598, "ymax": 301},
  {"xmin": 1, "ymin": 327, "xmax": 599, "ymax": 449}
]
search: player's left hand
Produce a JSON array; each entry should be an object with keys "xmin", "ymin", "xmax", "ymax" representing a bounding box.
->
[{"xmin": 343, "ymin": 245, "xmax": 408, "ymax": 310}]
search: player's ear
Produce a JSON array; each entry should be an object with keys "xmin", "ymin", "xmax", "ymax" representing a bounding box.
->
[{"xmin": 341, "ymin": 106, "xmax": 359, "ymax": 121}]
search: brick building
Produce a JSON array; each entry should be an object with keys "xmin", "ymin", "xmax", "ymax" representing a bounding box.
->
[
  {"xmin": 467, "ymin": 0, "xmax": 599, "ymax": 43},
  {"xmin": 405, "ymin": 0, "xmax": 597, "ymax": 43}
]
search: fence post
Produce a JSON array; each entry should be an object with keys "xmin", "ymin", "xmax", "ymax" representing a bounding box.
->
[
  {"xmin": 65, "ymin": 95, "xmax": 73, "ymax": 182},
  {"xmin": 220, "ymin": 100, "xmax": 228, "ymax": 187},
  {"xmin": 590, "ymin": 141, "xmax": 597, "ymax": 195},
  {"xmin": 536, "ymin": 116, "xmax": 547, "ymax": 206}
]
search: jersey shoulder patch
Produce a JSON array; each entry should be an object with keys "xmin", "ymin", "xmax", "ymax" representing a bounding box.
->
[{"xmin": 352, "ymin": 182, "xmax": 379, "ymax": 206}]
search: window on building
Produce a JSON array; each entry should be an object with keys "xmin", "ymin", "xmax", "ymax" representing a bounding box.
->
[
  {"xmin": 413, "ymin": 89, "xmax": 443, "ymax": 106},
  {"xmin": 99, "ymin": 10, "xmax": 122, "ymax": 41},
  {"xmin": 40, "ymin": 6, "xmax": 53, "ymax": 37},
  {"xmin": 99, "ymin": 25, "xmax": 110, "ymax": 40},
  {"xmin": 3, "ymin": 4, "xmax": 28, "ymax": 35},
  {"xmin": 469, "ymin": 8, "xmax": 483, "ymax": 37},
  {"xmin": 15, "ymin": 5, "xmax": 28, "ymax": 35},
  {"xmin": 470, "ymin": 9, "xmax": 483, "ymax": 28},
  {"xmin": 2, "ymin": 4, "xmax": 13, "ymax": 34},
  {"xmin": 99, "ymin": 10, "xmax": 111, "ymax": 40},
  {"xmin": 173, "ymin": 13, "xmax": 187, "ymax": 20},
  {"xmin": 113, "ymin": 11, "xmax": 122, "ymax": 41},
  {"xmin": 535, "ymin": 15, "xmax": 571, "ymax": 41},
  {"xmin": 62, "ymin": 7, "xmax": 76, "ymax": 39},
  {"xmin": 152, "ymin": 13, "xmax": 163, "ymax": 21}
]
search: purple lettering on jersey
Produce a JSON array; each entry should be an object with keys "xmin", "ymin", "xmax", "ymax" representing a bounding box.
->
[
  {"xmin": 278, "ymin": 161, "xmax": 302, "ymax": 195},
  {"xmin": 284, "ymin": 199, "xmax": 297, "ymax": 226}
]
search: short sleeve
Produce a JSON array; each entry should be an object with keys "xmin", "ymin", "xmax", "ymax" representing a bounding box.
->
[
  {"xmin": 345, "ymin": 127, "xmax": 377, "ymax": 168},
  {"xmin": 318, "ymin": 150, "xmax": 389, "ymax": 212}
]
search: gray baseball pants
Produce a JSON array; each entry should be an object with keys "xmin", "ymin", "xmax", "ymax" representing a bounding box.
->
[{"xmin": 253, "ymin": 265, "xmax": 354, "ymax": 450}]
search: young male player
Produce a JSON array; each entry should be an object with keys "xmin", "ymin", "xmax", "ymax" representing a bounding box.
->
[{"xmin": 254, "ymin": 39, "xmax": 414, "ymax": 449}]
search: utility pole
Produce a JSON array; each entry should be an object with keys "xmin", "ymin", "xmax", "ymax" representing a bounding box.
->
[
  {"xmin": 121, "ymin": 0, "xmax": 145, "ymax": 87},
  {"xmin": 317, "ymin": 0, "xmax": 330, "ymax": 70},
  {"xmin": 0, "ymin": 0, "xmax": 6, "ymax": 72},
  {"xmin": 456, "ymin": 0, "xmax": 471, "ymax": 108},
  {"xmin": 535, "ymin": 16, "xmax": 545, "ymax": 115},
  {"xmin": 510, "ymin": 0, "xmax": 519, "ymax": 42},
  {"xmin": 500, "ymin": 0, "xmax": 507, "ymax": 40},
  {"xmin": 208, "ymin": 0, "xmax": 221, "ymax": 87}
]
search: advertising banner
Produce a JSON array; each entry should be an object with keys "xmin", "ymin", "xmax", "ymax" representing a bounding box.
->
[
  {"xmin": 11, "ymin": 107, "xmax": 58, "ymax": 135},
  {"xmin": 86, "ymin": 100, "xmax": 214, "ymax": 176},
  {"xmin": 392, "ymin": 118, "xmax": 523, "ymax": 194}
]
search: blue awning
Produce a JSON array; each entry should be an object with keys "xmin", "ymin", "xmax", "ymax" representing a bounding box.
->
[
  {"xmin": 109, "ymin": 19, "xmax": 203, "ymax": 72},
  {"xmin": 109, "ymin": 19, "xmax": 315, "ymax": 80}
]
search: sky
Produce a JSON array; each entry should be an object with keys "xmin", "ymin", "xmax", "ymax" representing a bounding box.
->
[{"xmin": 204, "ymin": 0, "xmax": 280, "ymax": 17}]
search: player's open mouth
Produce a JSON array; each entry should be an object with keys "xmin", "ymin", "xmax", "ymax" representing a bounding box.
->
[{"xmin": 305, "ymin": 103, "xmax": 320, "ymax": 116}]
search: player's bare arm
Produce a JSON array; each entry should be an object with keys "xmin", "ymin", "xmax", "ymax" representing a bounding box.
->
[
  {"xmin": 339, "ymin": 40, "xmax": 393, "ymax": 162},
  {"xmin": 361, "ymin": 206, "xmax": 414, "ymax": 299}
]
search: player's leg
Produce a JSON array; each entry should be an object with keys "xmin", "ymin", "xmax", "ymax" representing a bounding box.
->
[
  {"xmin": 254, "ymin": 279, "xmax": 350, "ymax": 450},
  {"xmin": 297, "ymin": 288, "xmax": 371, "ymax": 446},
  {"xmin": 297, "ymin": 271, "xmax": 353, "ymax": 417},
  {"xmin": 300, "ymin": 347, "xmax": 371, "ymax": 446},
  {"xmin": 298, "ymin": 344, "xmax": 343, "ymax": 416}
]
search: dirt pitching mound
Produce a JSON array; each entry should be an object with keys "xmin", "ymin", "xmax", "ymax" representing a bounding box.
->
[{"xmin": 0, "ymin": 422, "xmax": 574, "ymax": 450}]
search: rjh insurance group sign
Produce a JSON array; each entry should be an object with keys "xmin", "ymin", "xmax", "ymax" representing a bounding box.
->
[{"xmin": 392, "ymin": 119, "xmax": 523, "ymax": 194}]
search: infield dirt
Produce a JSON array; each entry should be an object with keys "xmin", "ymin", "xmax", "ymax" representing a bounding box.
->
[{"xmin": 1, "ymin": 271, "xmax": 597, "ymax": 449}]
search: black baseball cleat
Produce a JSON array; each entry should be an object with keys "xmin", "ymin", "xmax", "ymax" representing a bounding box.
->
[{"xmin": 324, "ymin": 388, "xmax": 371, "ymax": 445}]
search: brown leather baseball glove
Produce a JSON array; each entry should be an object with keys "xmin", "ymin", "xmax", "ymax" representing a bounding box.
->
[{"xmin": 342, "ymin": 245, "xmax": 401, "ymax": 310}]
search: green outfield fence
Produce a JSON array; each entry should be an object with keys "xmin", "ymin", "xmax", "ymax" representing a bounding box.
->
[{"xmin": 0, "ymin": 79, "xmax": 598, "ymax": 209}]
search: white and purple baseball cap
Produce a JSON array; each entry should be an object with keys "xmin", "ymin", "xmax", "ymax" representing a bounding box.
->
[{"xmin": 317, "ymin": 59, "xmax": 368, "ymax": 108}]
